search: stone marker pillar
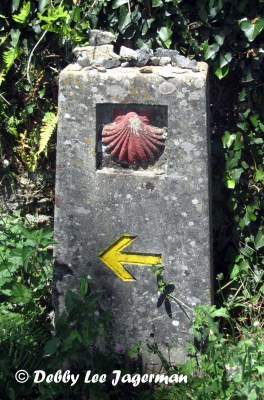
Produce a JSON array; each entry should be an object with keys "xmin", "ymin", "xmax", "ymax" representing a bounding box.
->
[{"xmin": 54, "ymin": 63, "xmax": 211, "ymax": 365}]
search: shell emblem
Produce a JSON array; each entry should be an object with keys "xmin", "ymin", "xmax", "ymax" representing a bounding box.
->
[{"xmin": 102, "ymin": 111, "xmax": 166, "ymax": 166}]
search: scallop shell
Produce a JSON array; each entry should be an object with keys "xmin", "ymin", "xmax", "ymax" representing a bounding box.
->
[{"xmin": 102, "ymin": 111, "xmax": 166, "ymax": 166}]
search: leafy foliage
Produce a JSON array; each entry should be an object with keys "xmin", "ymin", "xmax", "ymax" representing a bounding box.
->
[
  {"xmin": 162, "ymin": 307, "xmax": 263, "ymax": 399},
  {"xmin": 0, "ymin": 0, "xmax": 98, "ymax": 171},
  {"xmin": 0, "ymin": 212, "xmax": 52, "ymax": 399},
  {"xmin": 0, "ymin": 212, "xmax": 54, "ymax": 315},
  {"xmin": 38, "ymin": 112, "xmax": 58, "ymax": 155},
  {"xmin": 149, "ymin": 267, "xmax": 264, "ymax": 400},
  {"xmin": 38, "ymin": 282, "xmax": 114, "ymax": 399},
  {"xmin": 0, "ymin": 310, "xmax": 48, "ymax": 400},
  {"xmin": 151, "ymin": 306, "xmax": 264, "ymax": 400}
]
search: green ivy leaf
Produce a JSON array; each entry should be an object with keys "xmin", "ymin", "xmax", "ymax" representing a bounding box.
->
[
  {"xmin": 233, "ymin": 132, "xmax": 244, "ymax": 150},
  {"xmin": 241, "ymin": 161, "xmax": 249, "ymax": 169},
  {"xmin": 219, "ymin": 52, "xmax": 232, "ymax": 68},
  {"xmin": 222, "ymin": 131, "xmax": 236, "ymax": 148},
  {"xmin": 255, "ymin": 168, "xmax": 264, "ymax": 182},
  {"xmin": 240, "ymin": 18, "xmax": 264, "ymax": 42},
  {"xmin": 118, "ymin": 5, "xmax": 131, "ymax": 33},
  {"xmin": 204, "ymin": 43, "xmax": 219, "ymax": 60},
  {"xmin": 238, "ymin": 88, "xmax": 247, "ymax": 102},
  {"xmin": 242, "ymin": 205, "xmax": 257, "ymax": 227},
  {"xmin": 12, "ymin": 0, "xmax": 21, "ymax": 12},
  {"xmin": 255, "ymin": 230, "xmax": 264, "ymax": 250},
  {"xmin": 10, "ymin": 29, "xmax": 21, "ymax": 47},
  {"xmin": 252, "ymin": 137, "xmax": 264, "ymax": 144},
  {"xmin": 152, "ymin": 0, "xmax": 163, "ymax": 6},
  {"xmin": 112, "ymin": 0, "xmax": 128, "ymax": 9},
  {"xmin": 214, "ymin": 35, "xmax": 225, "ymax": 46},
  {"xmin": 250, "ymin": 114, "xmax": 259, "ymax": 128},
  {"xmin": 259, "ymin": 122, "xmax": 264, "ymax": 132},
  {"xmin": 157, "ymin": 26, "xmax": 172, "ymax": 47},
  {"xmin": 242, "ymin": 65, "xmax": 254, "ymax": 82},
  {"xmin": 38, "ymin": 0, "xmax": 50, "ymax": 13},
  {"xmin": 214, "ymin": 63, "xmax": 229, "ymax": 79},
  {"xmin": 227, "ymin": 179, "xmax": 236, "ymax": 189},
  {"xmin": 230, "ymin": 168, "xmax": 243, "ymax": 181}
]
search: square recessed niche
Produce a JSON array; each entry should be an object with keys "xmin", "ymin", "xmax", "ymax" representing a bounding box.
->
[{"xmin": 96, "ymin": 104, "xmax": 168, "ymax": 172}]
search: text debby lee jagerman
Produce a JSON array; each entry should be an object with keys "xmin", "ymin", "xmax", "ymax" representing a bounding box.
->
[{"xmin": 24, "ymin": 370, "xmax": 188, "ymax": 387}]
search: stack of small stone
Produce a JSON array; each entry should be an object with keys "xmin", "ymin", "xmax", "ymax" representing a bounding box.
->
[{"xmin": 73, "ymin": 29, "xmax": 198, "ymax": 73}]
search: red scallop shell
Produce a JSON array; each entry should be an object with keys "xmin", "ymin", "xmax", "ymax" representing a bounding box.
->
[{"xmin": 102, "ymin": 111, "xmax": 166, "ymax": 166}]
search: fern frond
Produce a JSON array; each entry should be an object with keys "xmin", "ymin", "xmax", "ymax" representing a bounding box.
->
[
  {"xmin": 0, "ymin": 70, "xmax": 6, "ymax": 87},
  {"xmin": 38, "ymin": 111, "xmax": 58, "ymax": 155},
  {"xmin": 12, "ymin": 1, "xmax": 31, "ymax": 24},
  {"xmin": 3, "ymin": 46, "xmax": 19, "ymax": 71},
  {"xmin": 0, "ymin": 309, "xmax": 48, "ymax": 373},
  {"xmin": 0, "ymin": 34, "xmax": 8, "ymax": 46}
]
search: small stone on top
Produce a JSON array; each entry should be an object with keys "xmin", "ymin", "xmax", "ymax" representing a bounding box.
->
[
  {"xmin": 89, "ymin": 29, "xmax": 116, "ymax": 46},
  {"xmin": 120, "ymin": 46, "xmax": 138, "ymax": 61}
]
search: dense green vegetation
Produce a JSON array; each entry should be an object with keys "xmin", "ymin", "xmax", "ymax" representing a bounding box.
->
[{"xmin": 0, "ymin": 0, "xmax": 263, "ymax": 399}]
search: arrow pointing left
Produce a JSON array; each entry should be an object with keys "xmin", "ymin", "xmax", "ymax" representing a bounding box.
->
[{"xmin": 98, "ymin": 234, "xmax": 162, "ymax": 282}]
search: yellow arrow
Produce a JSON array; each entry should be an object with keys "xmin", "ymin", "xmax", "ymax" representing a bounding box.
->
[{"xmin": 98, "ymin": 234, "xmax": 162, "ymax": 282}]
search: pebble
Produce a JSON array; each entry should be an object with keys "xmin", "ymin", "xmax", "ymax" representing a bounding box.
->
[
  {"xmin": 73, "ymin": 46, "xmax": 91, "ymax": 57},
  {"xmin": 139, "ymin": 66, "xmax": 153, "ymax": 73},
  {"xmin": 150, "ymin": 57, "xmax": 160, "ymax": 66},
  {"xmin": 155, "ymin": 48, "xmax": 179, "ymax": 62},
  {"xmin": 159, "ymin": 56, "xmax": 171, "ymax": 66},
  {"xmin": 136, "ymin": 45, "xmax": 153, "ymax": 67},
  {"xmin": 121, "ymin": 61, "xmax": 131, "ymax": 68},
  {"xmin": 89, "ymin": 29, "xmax": 116, "ymax": 46},
  {"xmin": 72, "ymin": 37, "xmax": 199, "ymax": 74},
  {"xmin": 66, "ymin": 63, "xmax": 83, "ymax": 71},
  {"xmin": 77, "ymin": 52, "xmax": 90, "ymax": 67},
  {"xmin": 120, "ymin": 46, "xmax": 138, "ymax": 61},
  {"xmin": 175, "ymin": 54, "xmax": 199, "ymax": 71},
  {"xmin": 101, "ymin": 59, "xmax": 121, "ymax": 69},
  {"xmin": 92, "ymin": 59, "xmax": 121, "ymax": 69}
]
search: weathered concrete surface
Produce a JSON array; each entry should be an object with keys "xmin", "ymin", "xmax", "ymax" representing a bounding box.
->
[{"xmin": 54, "ymin": 63, "xmax": 212, "ymax": 365}]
